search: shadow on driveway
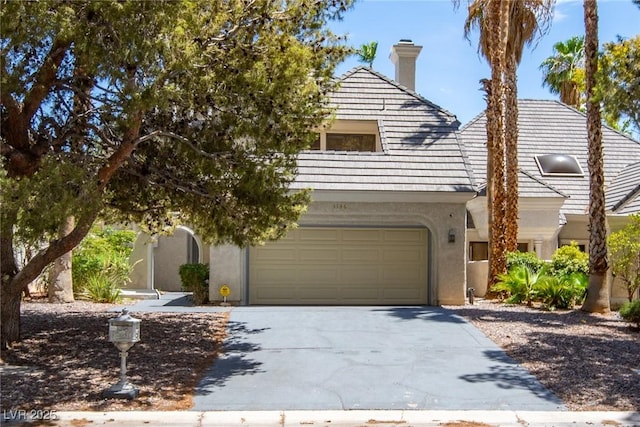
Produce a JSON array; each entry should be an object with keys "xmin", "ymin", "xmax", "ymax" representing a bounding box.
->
[
  {"xmin": 459, "ymin": 349, "xmax": 560, "ymax": 402},
  {"xmin": 192, "ymin": 307, "xmax": 566, "ymax": 411},
  {"xmin": 373, "ymin": 306, "xmax": 467, "ymax": 323},
  {"xmin": 194, "ymin": 321, "xmax": 267, "ymax": 394}
]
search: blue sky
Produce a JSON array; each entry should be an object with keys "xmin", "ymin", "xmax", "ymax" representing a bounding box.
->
[{"xmin": 331, "ymin": 0, "xmax": 640, "ymax": 126}]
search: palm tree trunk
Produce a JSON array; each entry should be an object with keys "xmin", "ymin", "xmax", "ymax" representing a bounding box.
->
[
  {"xmin": 486, "ymin": 0, "xmax": 508, "ymax": 289},
  {"xmin": 504, "ymin": 55, "xmax": 519, "ymax": 253},
  {"xmin": 482, "ymin": 78, "xmax": 497, "ymax": 292},
  {"xmin": 582, "ymin": 0, "xmax": 610, "ymax": 313}
]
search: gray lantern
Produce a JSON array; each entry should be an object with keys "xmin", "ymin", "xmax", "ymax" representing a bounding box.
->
[{"xmin": 103, "ymin": 308, "xmax": 141, "ymax": 400}]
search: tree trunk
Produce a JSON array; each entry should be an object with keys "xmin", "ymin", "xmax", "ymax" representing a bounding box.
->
[
  {"xmin": 504, "ymin": 56, "xmax": 519, "ymax": 254},
  {"xmin": 582, "ymin": 0, "xmax": 610, "ymax": 313},
  {"xmin": 483, "ymin": 77, "xmax": 497, "ymax": 294},
  {"xmin": 48, "ymin": 217, "xmax": 76, "ymax": 303},
  {"xmin": 1, "ymin": 212, "xmax": 97, "ymax": 347},
  {"xmin": 0, "ymin": 284, "xmax": 22, "ymax": 349},
  {"xmin": 583, "ymin": 272, "xmax": 610, "ymax": 312},
  {"xmin": 486, "ymin": 0, "xmax": 508, "ymax": 290}
]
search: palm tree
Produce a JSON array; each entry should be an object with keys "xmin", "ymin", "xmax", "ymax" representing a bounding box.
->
[
  {"xmin": 357, "ymin": 41, "xmax": 378, "ymax": 69},
  {"xmin": 582, "ymin": 0, "xmax": 610, "ymax": 313},
  {"xmin": 504, "ymin": 0, "xmax": 553, "ymax": 253},
  {"xmin": 463, "ymin": 0, "xmax": 507, "ymax": 288},
  {"xmin": 539, "ymin": 36, "xmax": 585, "ymax": 108},
  {"xmin": 462, "ymin": 0, "xmax": 553, "ymax": 287}
]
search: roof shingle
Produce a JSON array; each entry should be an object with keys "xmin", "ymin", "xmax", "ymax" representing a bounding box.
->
[
  {"xmin": 293, "ymin": 67, "xmax": 475, "ymax": 193},
  {"xmin": 460, "ymin": 99, "xmax": 640, "ymax": 215}
]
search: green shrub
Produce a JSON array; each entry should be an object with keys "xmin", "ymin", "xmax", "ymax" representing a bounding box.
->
[
  {"xmin": 506, "ymin": 251, "xmax": 547, "ymax": 273},
  {"xmin": 619, "ymin": 300, "xmax": 640, "ymax": 329},
  {"xmin": 494, "ymin": 265, "xmax": 546, "ymax": 306},
  {"xmin": 73, "ymin": 226, "xmax": 136, "ymax": 296},
  {"xmin": 179, "ymin": 263, "xmax": 209, "ymax": 305},
  {"xmin": 81, "ymin": 272, "xmax": 122, "ymax": 303},
  {"xmin": 536, "ymin": 272, "xmax": 588, "ymax": 310},
  {"xmin": 550, "ymin": 242, "xmax": 589, "ymax": 277},
  {"xmin": 608, "ymin": 214, "xmax": 640, "ymax": 302}
]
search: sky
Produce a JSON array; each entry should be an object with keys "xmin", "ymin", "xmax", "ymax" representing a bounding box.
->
[{"xmin": 330, "ymin": 0, "xmax": 640, "ymax": 126}]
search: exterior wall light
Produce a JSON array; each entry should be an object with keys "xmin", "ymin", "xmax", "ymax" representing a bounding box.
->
[
  {"xmin": 103, "ymin": 308, "xmax": 141, "ymax": 400},
  {"xmin": 448, "ymin": 228, "xmax": 456, "ymax": 243}
]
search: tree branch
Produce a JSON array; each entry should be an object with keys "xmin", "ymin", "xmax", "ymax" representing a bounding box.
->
[{"xmin": 23, "ymin": 39, "xmax": 72, "ymax": 124}]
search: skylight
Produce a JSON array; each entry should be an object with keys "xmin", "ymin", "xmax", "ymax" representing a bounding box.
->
[{"xmin": 535, "ymin": 154, "xmax": 584, "ymax": 177}]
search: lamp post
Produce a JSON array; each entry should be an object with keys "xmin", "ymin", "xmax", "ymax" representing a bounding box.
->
[{"xmin": 103, "ymin": 308, "xmax": 141, "ymax": 400}]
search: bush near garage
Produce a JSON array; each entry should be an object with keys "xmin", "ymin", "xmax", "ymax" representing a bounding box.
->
[
  {"xmin": 550, "ymin": 242, "xmax": 589, "ymax": 277},
  {"xmin": 179, "ymin": 263, "xmax": 209, "ymax": 305},
  {"xmin": 496, "ymin": 247, "xmax": 588, "ymax": 310}
]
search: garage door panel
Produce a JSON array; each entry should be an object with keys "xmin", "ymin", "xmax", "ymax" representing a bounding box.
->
[
  {"xmin": 250, "ymin": 227, "xmax": 428, "ymax": 305},
  {"xmin": 383, "ymin": 249, "xmax": 424, "ymax": 263},
  {"xmin": 300, "ymin": 248, "xmax": 339, "ymax": 262},
  {"xmin": 384, "ymin": 230, "xmax": 426, "ymax": 242},
  {"xmin": 342, "ymin": 229, "xmax": 382, "ymax": 241},
  {"xmin": 298, "ymin": 287, "xmax": 337, "ymax": 300},
  {"xmin": 297, "ymin": 268, "xmax": 340, "ymax": 282},
  {"xmin": 253, "ymin": 247, "xmax": 297, "ymax": 261},
  {"xmin": 341, "ymin": 268, "xmax": 381, "ymax": 283},
  {"xmin": 342, "ymin": 248, "xmax": 380, "ymax": 262},
  {"xmin": 252, "ymin": 268, "xmax": 298, "ymax": 284},
  {"xmin": 342, "ymin": 287, "xmax": 380, "ymax": 300},
  {"xmin": 382, "ymin": 266, "xmax": 424, "ymax": 282},
  {"xmin": 255, "ymin": 287, "xmax": 295, "ymax": 300},
  {"xmin": 382, "ymin": 288, "xmax": 424, "ymax": 302},
  {"xmin": 299, "ymin": 229, "xmax": 339, "ymax": 241}
]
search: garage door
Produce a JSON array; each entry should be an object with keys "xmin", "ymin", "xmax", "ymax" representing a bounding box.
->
[{"xmin": 249, "ymin": 227, "xmax": 428, "ymax": 305}]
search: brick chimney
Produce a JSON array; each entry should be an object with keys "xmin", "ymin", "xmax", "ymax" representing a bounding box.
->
[{"xmin": 389, "ymin": 39, "xmax": 423, "ymax": 91}]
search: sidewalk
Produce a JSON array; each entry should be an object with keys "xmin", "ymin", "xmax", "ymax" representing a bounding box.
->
[{"xmin": 4, "ymin": 409, "xmax": 639, "ymax": 427}]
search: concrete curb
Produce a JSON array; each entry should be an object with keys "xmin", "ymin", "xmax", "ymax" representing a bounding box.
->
[{"xmin": 9, "ymin": 410, "xmax": 638, "ymax": 427}]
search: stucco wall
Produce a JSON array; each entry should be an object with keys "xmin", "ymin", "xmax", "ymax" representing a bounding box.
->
[
  {"xmin": 209, "ymin": 244, "xmax": 244, "ymax": 303},
  {"xmin": 209, "ymin": 200, "xmax": 469, "ymax": 305},
  {"xmin": 153, "ymin": 229, "xmax": 189, "ymax": 291},
  {"xmin": 466, "ymin": 261, "xmax": 488, "ymax": 297},
  {"xmin": 128, "ymin": 233, "xmax": 152, "ymax": 289},
  {"xmin": 129, "ymin": 226, "xmax": 209, "ymax": 291}
]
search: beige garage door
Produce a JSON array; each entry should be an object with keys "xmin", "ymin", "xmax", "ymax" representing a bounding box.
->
[{"xmin": 249, "ymin": 227, "xmax": 428, "ymax": 305}]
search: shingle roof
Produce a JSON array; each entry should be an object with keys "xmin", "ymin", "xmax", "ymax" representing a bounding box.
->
[
  {"xmin": 459, "ymin": 99, "xmax": 640, "ymax": 215},
  {"xmin": 291, "ymin": 67, "xmax": 475, "ymax": 193},
  {"xmin": 474, "ymin": 169, "xmax": 567, "ymax": 198},
  {"xmin": 607, "ymin": 161, "xmax": 640, "ymax": 215}
]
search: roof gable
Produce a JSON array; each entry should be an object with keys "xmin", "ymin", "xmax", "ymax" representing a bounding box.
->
[
  {"xmin": 607, "ymin": 161, "xmax": 640, "ymax": 215},
  {"xmin": 291, "ymin": 67, "xmax": 475, "ymax": 194},
  {"xmin": 460, "ymin": 99, "xmax": 640, "ymax": 215}
]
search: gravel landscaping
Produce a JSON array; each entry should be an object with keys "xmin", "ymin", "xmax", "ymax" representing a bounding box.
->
[
  {"xmin": 0, "ymin": 299, "xmax": 228, "ymax": 411},
  {"xmin": 1, "ymin": 297, "xmax": 638, "ymax": 412},
  {"xmin": 446, "ymin": 299, "xmax": 639, "ymax": 411}
]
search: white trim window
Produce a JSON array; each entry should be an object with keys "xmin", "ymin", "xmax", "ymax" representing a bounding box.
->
[{"xmin": 311, "ymin": 119, "xmax": 382, "ymax": 152}]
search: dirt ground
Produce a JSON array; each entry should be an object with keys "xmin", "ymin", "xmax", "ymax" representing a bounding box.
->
[{"xmin": 1, "ymin": 299, "xmax": 228, "ymax": 411}]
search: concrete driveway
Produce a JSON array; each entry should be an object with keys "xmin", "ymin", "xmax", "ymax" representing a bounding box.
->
[{"xmin": 192, "ymin": 306, "xmax": 565, "ymax": 411}]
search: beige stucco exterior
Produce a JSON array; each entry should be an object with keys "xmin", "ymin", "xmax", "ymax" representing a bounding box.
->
[
  {"xmin": 207, "ymin": 193, "xmax": 471, "ymax": 306},
  {"xmin": 128, "ymin": 226, "xmax": 209, "ymax": 292},
  {"xmin": 465, "ymin": 204, "xmax": 635, "ymax": 304}
]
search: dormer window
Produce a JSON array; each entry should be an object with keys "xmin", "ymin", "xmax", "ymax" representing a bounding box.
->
[
  {"xmin": 535, "ymin": 154, "xmax": 584, "ymax": 177},
  {"xmin": 310, "ymin": 120, "xmax": 382, "ymax": 152}
]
